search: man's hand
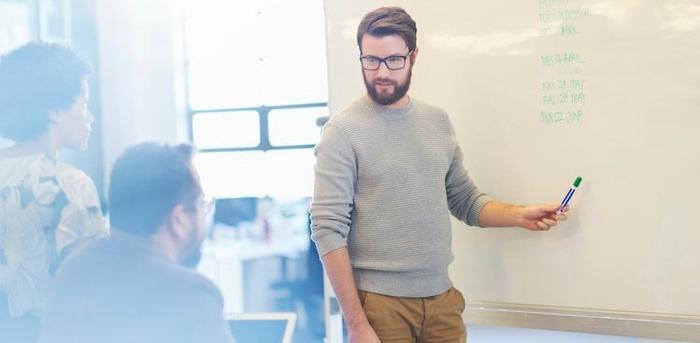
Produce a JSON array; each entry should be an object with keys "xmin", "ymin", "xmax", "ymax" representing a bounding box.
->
[
  {"xmin": 516, "ymin": 204, "xmax": 569, "ymax": 231},
  {"xmin": 321, "ymin": 248, "xmax": 380, "ymax": 342},
  {"xmin": 348, "ymin": 321, "xmax": 380, "ymax": 343}
]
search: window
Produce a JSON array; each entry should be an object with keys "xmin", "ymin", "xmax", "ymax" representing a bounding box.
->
[
  {"xmin": 192, "ymin": 111, "xmax": 261, "ymax": 149},
  {"xmin": 268, "ymin": 107, "xmax": 326, "ymax": 147},
  {"xmin": 184, "ymin": 3, "xmax": 328, "ymax": 341},
  {"xmin": 184, "ymin": 0, "xmax": 328, "ymax": 199}
]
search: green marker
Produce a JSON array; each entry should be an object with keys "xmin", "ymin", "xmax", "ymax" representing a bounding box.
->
[{"xmin": 556, "ymin": 176, "xmax": 582, "ymax": 215}]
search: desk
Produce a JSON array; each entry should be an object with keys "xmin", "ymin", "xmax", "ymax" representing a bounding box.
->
[{"xmin": 198, "ymin": 235, "xmax": 310, "ymax": 313}]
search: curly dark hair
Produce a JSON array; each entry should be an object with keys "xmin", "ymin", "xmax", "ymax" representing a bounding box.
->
[{"xmin": 0, "ymin": 41, "xmax": 92, "ymax": 142}]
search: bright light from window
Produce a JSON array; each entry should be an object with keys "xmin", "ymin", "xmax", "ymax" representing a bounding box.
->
[
  {"xmin": 194, "ymin": 151, "xmax": 267, "ymax": 198},
  {"xmin": 264, "ymin": 149, "xmax": 315, "ymax": 198},
  {"xmin": 268, "ymin": 107, "xmax": 327, "ymax": 147},
  {"xmin": 185, "ymin": 0, "xmax": 327, "ymax": 201},
  {"xmin": 192, "ymin": 111, "xmax": 260, "ymax": 149},
  {"xmin": 194, "ymin": 149, "xmax": 315, "ymax": 199},
  {"xmin": 184, "ymin": 0, "xmax": 328, "ymax": 109},
  {"xmin": 0, "ymin": 2, "xmax": 33, "ymax": 55}
]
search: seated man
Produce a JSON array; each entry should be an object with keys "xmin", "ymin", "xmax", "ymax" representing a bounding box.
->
[{"xmin": 38, "ymin": 143, "xmax": 235, "ymax": 343}]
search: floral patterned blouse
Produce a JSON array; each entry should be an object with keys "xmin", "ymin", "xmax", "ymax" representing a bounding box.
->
[{"xmin": 0, "ymin": 154, "xmax": 108, "ymax": 318}]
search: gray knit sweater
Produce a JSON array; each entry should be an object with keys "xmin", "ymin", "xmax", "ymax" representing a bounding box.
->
[{"xmin": 310, "ymin": 95, "xmax": 492, "ymax": 297}]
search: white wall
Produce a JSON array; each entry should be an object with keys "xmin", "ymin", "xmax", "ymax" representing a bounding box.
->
[
  {"xmin": 323, "ymin": 0, "xmax": 700, "ymax": 337},
  {"xmin": 96, "ymin": 0, "xmax": 189, "ymax": 185}
]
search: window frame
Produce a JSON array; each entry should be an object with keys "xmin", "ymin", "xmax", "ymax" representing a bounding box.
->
[{"xmin": 188, "ymin": 102, "xmax": 326, "ymax": 153}]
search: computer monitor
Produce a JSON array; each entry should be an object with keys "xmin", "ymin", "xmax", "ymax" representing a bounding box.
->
[
  {"xmin": 226, "ymin": 312, "xmax": 296, "ymax": 343},
  {"xmin": 214, "ymin": 197, "xmax": 258, "ymax": 227}
]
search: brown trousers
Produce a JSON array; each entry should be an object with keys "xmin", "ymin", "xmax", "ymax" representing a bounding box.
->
[{"xmin": 358, "ymin": 287, "xmax": 467, "ymax": 343}]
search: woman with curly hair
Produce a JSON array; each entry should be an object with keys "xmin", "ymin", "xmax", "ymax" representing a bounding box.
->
[{"xmin": 0, "ymin": 42, "xmax": 108, "ymax": 342}]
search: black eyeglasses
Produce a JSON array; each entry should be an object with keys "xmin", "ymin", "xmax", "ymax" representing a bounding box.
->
[
  {"xmin": 188, "ymin": 196, "xmax": 216, "ymax": 215},
  {"xmin": 360, "ymin": 50, "xmax": 413, "ymax": 70},
  {"xmin": 202, "ymin": 197, "xmax": 215, "ymax": 214}
]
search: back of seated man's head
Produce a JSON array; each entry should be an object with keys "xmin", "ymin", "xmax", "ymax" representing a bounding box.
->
[{"xmin": 108, "ymin": 142, "xmax": 207, "ymax": 267}]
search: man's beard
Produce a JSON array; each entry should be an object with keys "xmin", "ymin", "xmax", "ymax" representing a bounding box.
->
[
  {"xmin": 181, "ymin": 248, "xmax": 202, "ymax": 269},
  {"xmin": 363, "ymin": 67, "xmax": 412, "ymax": 106},
  {"xmin": 180, "ymin": 229, "xmax": 204, "ymax": 269}
]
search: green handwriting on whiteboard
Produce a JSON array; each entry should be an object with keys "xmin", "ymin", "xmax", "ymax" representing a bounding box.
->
[
  {"xmin": 541, "ymin": 53, "xmax": 585, "ymax": 66},
  {"xmin": 539, "ymin": 2, "xmax": 589, "ymax": 37},
  {"xmin": 539, "ymin": 0, "xmax": 570, "ymax": 9},
  {"xmin": 539, "ymin": 7, "xmax": 591, "ymax": 24},
  {"xmin": 540, "ymin": 24, "xmax": 579, "ymax": 37},
  {"xmin": 555, "ymin": 66, "xmax": 584, "ymax": 76},
  {"xmin": 542, "ymin": 79, "xmax": 585, "ymax": 91},
  {"xmin": 540, "ymin": 110, "xmax": 583, "ymax": 124},
  {"xmin": 542, "ymin": 92, "xmax": 586, "ymax": 106}
]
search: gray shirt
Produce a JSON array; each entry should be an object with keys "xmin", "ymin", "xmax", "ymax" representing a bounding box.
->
[
  {"xmin": 38, "ymin": 231, "xmax": 235, "ymax": 343},
  {"xmin": 311, "ymin": 96, "xmax": 492, "ymax": 297}
]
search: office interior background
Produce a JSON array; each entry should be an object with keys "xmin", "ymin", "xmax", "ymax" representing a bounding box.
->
[{"xmin": 1, "ymin": 0, "xmax": 697, "ymax": 342}]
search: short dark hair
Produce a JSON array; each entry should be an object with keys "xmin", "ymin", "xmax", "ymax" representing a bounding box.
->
[
  {"xmin": 357, "ymin": 7, "xmax": 417, "ymax": 53},
  {"xmin": 108, "ymin": 142, "xmax": 201, "ymax": 236},
  {"xmin": 0, "ymin": 41, "xmax": 92, "ymax": 142}
]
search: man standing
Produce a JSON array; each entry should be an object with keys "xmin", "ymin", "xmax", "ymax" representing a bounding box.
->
[
  {"xmin": 311, "ymin": 7, "xmax": 568, "ymax": 343},
  {"xmin": 38, "ymin": 143, "xmax": 235, "ymax": 343}
]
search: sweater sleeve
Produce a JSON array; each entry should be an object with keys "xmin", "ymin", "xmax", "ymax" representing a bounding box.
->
[
  {"xmin": 444, "ymin": 120, "xmax": 493, "ymax": 227},
  {"xmin": 310, "ymin": 122, "xmax": 357, "ymax": 257}
]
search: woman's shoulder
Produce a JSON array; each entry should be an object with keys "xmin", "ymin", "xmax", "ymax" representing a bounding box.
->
[
  {"xmin": 0, "ymin": 152, "xmax": 47, "ymax": 187},
  {"xmin": 54, "ymin": 161, "xmax": 99, "ymax": 204},
  {"xmin": 0, "ymin": 153, "xmax": 98, "ymax": 204}
]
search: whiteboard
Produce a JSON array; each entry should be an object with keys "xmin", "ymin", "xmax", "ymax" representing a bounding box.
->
[{"xmin": 323, "ymin": 0, "xmax": 700, "ymax": 336}]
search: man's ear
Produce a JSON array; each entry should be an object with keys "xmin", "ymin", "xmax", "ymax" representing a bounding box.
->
[
  {"xmin": 411, "ymin": 47, "xmax": 419, "ymax": 64},
  {"xmin": 168, "ymin": 204, "xmax": 190, "ymax": 240}
]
